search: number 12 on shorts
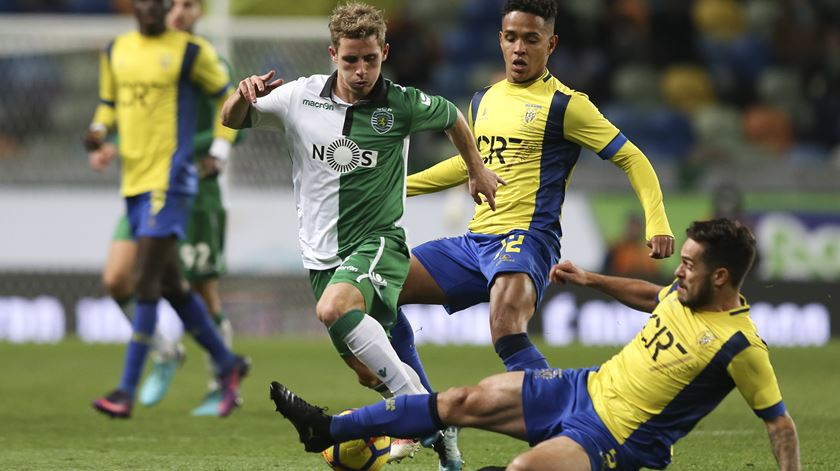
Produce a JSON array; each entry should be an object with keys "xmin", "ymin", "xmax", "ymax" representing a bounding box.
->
[{"xmin": 494, "ymin": 234, "xmax": 524, "ymax": 260}]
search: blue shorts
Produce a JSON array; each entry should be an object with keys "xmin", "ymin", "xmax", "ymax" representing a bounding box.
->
[
  {"xmin": 411, "ymin": 229, "xmax": 560, "ymax": 314},
  {"xmin": 522, "ymin": 368, "xmax": 642, "ymax": 471},
  {"xmin": 126, "ymin": 191, "xmax": 193, "ymax": 240}
]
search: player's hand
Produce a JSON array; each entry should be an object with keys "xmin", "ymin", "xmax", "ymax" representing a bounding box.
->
[
  {"xmin": 238, "ymin": 70, "xmax": 284, "ymax": 104},
  {"xmin": 647, "ymin": 235, "xmax": 675, "ymax": 259},
  {"xmin": 88, "ymin": 142, "xmax": 116, "ymax": 171},
  {"xmin": 83, "ymin": 127, "xmax": 105, "ymax": 152},
  {"xmin": 550, "ymin": 260, "xmax": 588, "ymax": 286},
  {"xmin": 198, "ymin": 155, "xmax": 222, "ymax": 179},
  {"xmin": 468, "ymin": 167, "xmax": 506, "ymax": 211}
]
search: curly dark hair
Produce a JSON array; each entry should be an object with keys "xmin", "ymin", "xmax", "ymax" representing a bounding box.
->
[
  {"xmin": 686, "ymin": 218, "xmax": 757, "ymax": 288},
  {"xmin": 503, "ymin": 0, "xmax": 558, "ymax": 21}
]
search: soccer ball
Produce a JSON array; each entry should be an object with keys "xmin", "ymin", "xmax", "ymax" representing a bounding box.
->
[{"xmin": 321, "ymin": 410, "xmax": 391, "ymax": 471}]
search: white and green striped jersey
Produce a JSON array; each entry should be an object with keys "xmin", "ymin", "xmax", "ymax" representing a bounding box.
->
[{"xmin": 246, "ymin": 73, "xmax": 458, "ymax": 269}]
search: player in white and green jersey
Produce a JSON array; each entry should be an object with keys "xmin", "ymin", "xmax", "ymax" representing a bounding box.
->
[{"xmin": 221, "ymin": 2, "xmax": 501, "ymax": 467}]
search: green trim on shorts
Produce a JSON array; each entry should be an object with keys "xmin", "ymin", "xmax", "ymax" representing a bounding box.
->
[{"xmin": 111, "ymin": 215, "xmax": 133, "ymax": 241}]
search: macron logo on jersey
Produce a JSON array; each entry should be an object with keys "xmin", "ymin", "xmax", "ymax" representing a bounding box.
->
[
  {"xmin": 312, "ymin": 138, "xmax": 378, "ymax": 173},
  {"xmin": 302, "ymin": 98, "xmax": 335, "ymax": 111}
]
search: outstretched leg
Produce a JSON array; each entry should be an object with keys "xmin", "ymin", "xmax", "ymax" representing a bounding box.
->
[{"xmin": 269, "ymin": 372, "xmax": 527, "ymax": 451}]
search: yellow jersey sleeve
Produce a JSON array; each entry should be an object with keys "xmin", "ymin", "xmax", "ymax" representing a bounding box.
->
[
  {"xmin": 188, "ymin": 37, "xmax": 235, "ymax": 143},
  {"xmin": 728, "ymin": 344, "xmax": 787, "ymax": 419},
  {"xmin": 564, "ymin": 92, "xmax": 672, "ymax": 241},
  {"xmin": 610, "ymin": 143, "xmax": 673, "ymax": 240},
  {"xmin": 563, "ymin": 92, "xmax": 621, "ymax": 154},
  {"xmin": 406, "ymin": 155, "xmax": 468, "ymax": 196},
  {"xmin": 91, "ymin": 43, "xmax": 116, "ymax": 132}
]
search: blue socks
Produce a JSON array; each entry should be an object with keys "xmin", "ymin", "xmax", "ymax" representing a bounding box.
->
[
  {"xmin": 330, "ymin": 394, "xmax": 443, "ymax": 442},
  {"xmin": 173, "ymin": 293, "xmax": 235, "ymax": 374},
  {"xmin": 117, "ymin": 300, "xmax": 157, "ymax": 395},
  {"xmin": 389, "ymin": 308, "xmax": 434, "ymax": 393},
  {"xmin": 494, "ymin": 332, "xmax": 549, "ymax": 371}
]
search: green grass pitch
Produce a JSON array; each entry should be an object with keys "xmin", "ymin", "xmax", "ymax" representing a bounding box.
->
[{"xmin": 1, "ymin": 338, "xmax": 837, "ymax": 470}]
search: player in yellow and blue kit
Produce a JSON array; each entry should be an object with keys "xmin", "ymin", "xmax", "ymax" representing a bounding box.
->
[
  {"xmin": 84, "ymin": 0, "xmax": 247, "ymax": 419},
  {"xmin": 92, "ymin": 0, "xmax": 245, "ymax": 417},
  {"xmin": 396, "ymin": 0, "xmax": 674, "ymax": 374},
  {"xmin": 270, "ymin": 218, "xmax": 800, "ymax": 471}
]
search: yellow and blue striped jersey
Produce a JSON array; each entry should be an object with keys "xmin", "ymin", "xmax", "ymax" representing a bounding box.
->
[
  {"xmin": 407, "ymin": 70, "xmax": 671, "ymax": 241},
  {"xmin": 588, "ymin": 282, "xmax": 786, "ymax": 461},
  {"xmin": 91, "ymin": 29, "xmax": 234, "ymax": 197}
]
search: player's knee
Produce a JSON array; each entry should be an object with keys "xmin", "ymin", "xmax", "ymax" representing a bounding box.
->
[
  {"xmin": 315, "ymin": 300, "xmax": 343, "ymax": 326},
  {"xmin": 134, "ymin": 279, "xmax": 161, "ymax": 301},
  {"xmin": 161, "ymin": 280, "xmax": 190, "ymax": 306},
  {"xmin": 507, "ymin": 453, "xmax": 536, "ymax": 471},
  {"xmin": 102, "ymin": 272, "xmax": 132, "ymax": 300}
]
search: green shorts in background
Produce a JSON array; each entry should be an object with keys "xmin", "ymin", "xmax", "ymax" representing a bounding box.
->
[
  {"xmin": 309, "ymin": 233, "xmax": 410, "ymax": 356},
  {"xmin": 179, "ymin": 177, "xmax": 227, "ymax": 282},
  {"xmin": 111, "ymin": 215, "xmax": 133, "ymax": 241}
]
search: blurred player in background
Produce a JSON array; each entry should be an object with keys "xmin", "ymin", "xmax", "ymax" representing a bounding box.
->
[
  {"xmin": 221, "ymin": 2, "xmax": 500, "ymax": 465},
  {"xmin": 271, "ymin": 218, "xmax": 801, "ymax": 471},
  {"xmin": 91, "ymin": 0, "xmax": 240, "ymax": 417},
  {"xmin": 398, "ymin": 0, "xmax": 674, "ymax": 374},
  {"xmin": 85, "ymin": 0, "xmax": 247, "ymax": 419}
]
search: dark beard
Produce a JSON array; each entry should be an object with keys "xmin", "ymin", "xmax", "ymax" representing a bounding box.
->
[{"xmin": 681, "ymin": 279, "xmax": 714, "ymax": 310}]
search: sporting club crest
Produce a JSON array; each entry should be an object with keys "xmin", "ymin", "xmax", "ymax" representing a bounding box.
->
[{"xmin": 371, "ymin": 108, "xmax": 394, "ymax": 134}]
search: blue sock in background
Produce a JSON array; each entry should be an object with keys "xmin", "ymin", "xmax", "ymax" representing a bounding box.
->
[
  {"xmin": 390, "ymin": 308, "xmax": 434, "ymax": 392},
  {"xmin": 173, "ymin": 293, "xmax": 235, "ymax": 373},
  {"xmin": 494, "ymin": 332, "xmax": 549, "ymax": 371},
  {"xmin": 117, "ymin": 300, "xmax": 157, "ymax": 395}
]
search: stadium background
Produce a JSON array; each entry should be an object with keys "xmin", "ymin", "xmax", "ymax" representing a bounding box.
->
[{"xmin": 0, "ymin": 0, "xmax": 837, "ymax": 346}]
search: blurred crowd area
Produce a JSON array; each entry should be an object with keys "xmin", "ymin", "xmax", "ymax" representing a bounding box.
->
[
  {"xmin": 1, "ymin": 0, "xmax": 840, "ymax": 189},
  {"xmin": 386, "ymin": 0, "xmax": 840, "ymax": 171}
]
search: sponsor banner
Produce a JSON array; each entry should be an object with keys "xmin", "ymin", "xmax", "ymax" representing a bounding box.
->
[
  {"xmin": 0, "ymin": 296, "xmax": 65, "ymax": 343},
  {"xmin": 0, "ymin": 279, "xmax": 834, "ymax": 344},
  {"xmin": 403, "ymin": 280, "xmax": 836, "ymax": 347},
  {"xmin": 754, "ymin": 212, "xmax": 840, "ymax": 282},
  {"xmin": 590, "ymin": 192, "xmax": 840, "ymax": 282}
]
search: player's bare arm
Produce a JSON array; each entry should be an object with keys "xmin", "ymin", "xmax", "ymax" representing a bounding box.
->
[
  {"xmin": 648, "ymin": 234, "xmax": 675, "ymax": 259},
  {"xmin": 221, "ymin": 70, "xmax": 284, "ymax": 129},
  {"xmin": 550, "ymin": 260, "xmax": 662, "ymax": 313},
  {"xmin": 443, "ymin": 108, "xmax": 506, "ymax": 210},
  {"xmin": 765, "ymin": 412, "xmax": 800, "ymax": 471}
]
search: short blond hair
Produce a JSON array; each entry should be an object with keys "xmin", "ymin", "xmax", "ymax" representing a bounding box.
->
[{"xmin": 328, "ymin": 2, "xmax": 387, "ymax": 49}]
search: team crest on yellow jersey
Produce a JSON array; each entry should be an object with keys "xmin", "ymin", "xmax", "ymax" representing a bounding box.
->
[
  {"xmin": 523, "ymin": 104, "xmax": 542, "ymax": 125},
  {"xmin": 697, "ymin": 331, "xmax": 717, "ymax": 347},
  {"xmin": 371, "ymin": 108, "xmax": 394, "ymax": 134}
]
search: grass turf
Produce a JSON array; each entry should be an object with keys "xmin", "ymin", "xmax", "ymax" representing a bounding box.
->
[{"xmin": 0, "ymin": 338, "xmax": 837, "ymax": 470}]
